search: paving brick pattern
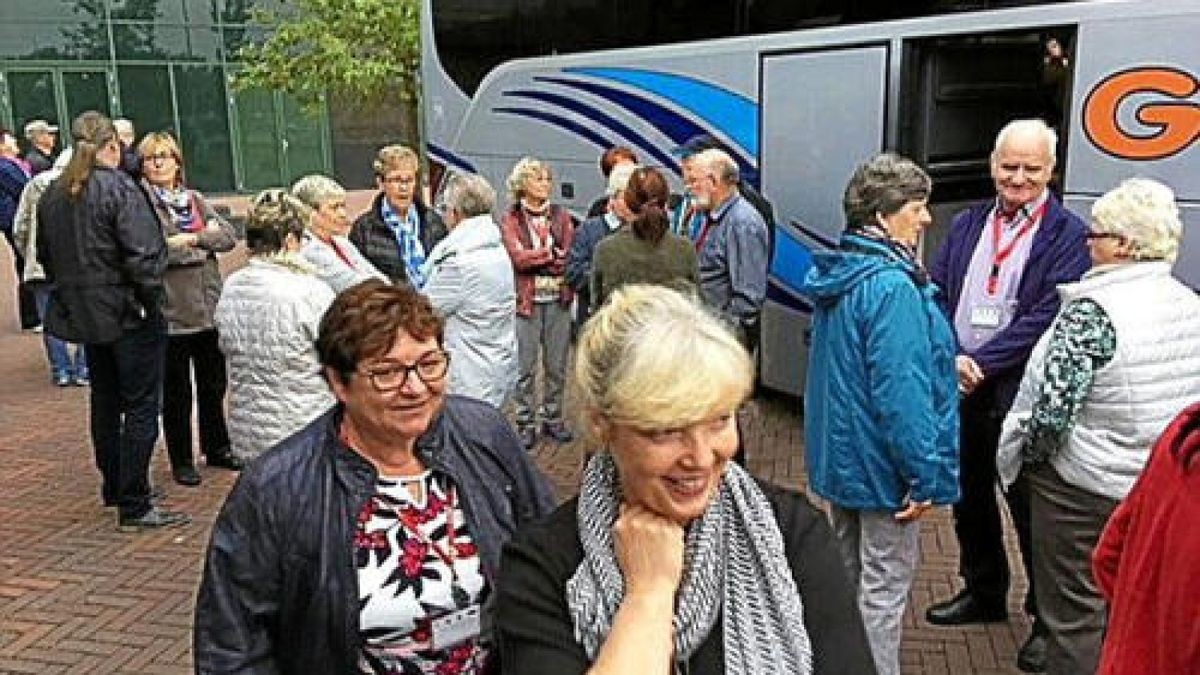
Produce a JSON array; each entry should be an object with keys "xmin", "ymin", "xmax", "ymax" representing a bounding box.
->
[{"xmin": 0, "ymin": 246, "xmax": 1031, "ymax": 674}]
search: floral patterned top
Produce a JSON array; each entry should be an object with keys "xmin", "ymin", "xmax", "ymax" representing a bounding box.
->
[
  {"xmin": 356, "ymin": 470, "xmax": 490, "ymax": 674},
  {"xmin": 1021, "ymin": 298, "xmax": 1117, "ymax": 464}
]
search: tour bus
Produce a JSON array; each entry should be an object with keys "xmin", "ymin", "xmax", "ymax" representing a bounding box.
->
[{"xmin": 420, "ymin": 0, "xmax": 1200, "ymax": 397}]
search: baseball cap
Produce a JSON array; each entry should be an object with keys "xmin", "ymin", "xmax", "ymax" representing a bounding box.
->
[{"xmin": 24, "ymin": 120, "xmax": 59, "ymax": 138}]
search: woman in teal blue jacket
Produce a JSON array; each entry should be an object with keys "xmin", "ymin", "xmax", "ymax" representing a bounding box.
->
[{"xmin": 799, "ymin": 153, "xmax": 959, "ymax": 675}]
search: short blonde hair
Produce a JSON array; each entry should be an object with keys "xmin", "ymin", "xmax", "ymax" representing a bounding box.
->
[
  {"xmin": 572, "ymin": 285, "xmax": 752, "ymax": 441},
  {"xmin": 137, "ymin": 131, "xmax": 184, "ymax": 185},
  {"xmin": 506, "ymin": 156, "xmax": 551, "ymax": 203},
  {"xmin": 291, "ymin": 174, "xmax": 346, "ymax": 210},
  {"xmin": 1091, "ymin": 178, "xmax": 1183, "ymax": 262},
  {"xmin": 372, "ymin": 145, "xmax": 419, "ymax": 178}
]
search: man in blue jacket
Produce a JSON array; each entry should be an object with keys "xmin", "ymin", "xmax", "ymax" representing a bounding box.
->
[{"xmin": 927, "ymin": 119, "xmax": 1090, "ymax": 673}]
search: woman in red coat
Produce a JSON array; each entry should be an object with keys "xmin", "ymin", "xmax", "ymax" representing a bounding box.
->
[{"xmin": 1092, "ymin": 401, "xmax": 1200, "ymax": 674}]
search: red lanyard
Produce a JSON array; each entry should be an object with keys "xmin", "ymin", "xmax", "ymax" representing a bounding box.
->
[
  {"xmin": 695, "ymin": 215, "xmax": 717, "ymax": 252},
  {"xmin": 328, "ymin": 237, "xmax": 356, "ymax": 269},
  {"xmin": 396, "ymin": 485, "xmax": 460, "ymax": 573},
  {"xmin": 987, "ymin": 201, "xmax": 1047, "ymax": 295}
]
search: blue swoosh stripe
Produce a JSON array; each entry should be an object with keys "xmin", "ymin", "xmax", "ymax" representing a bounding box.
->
[
  {"xmin": 535, "ymin": 76, "xmax": 758, "ymax": 185},
  {"xmin": 502, "ymin": 89, "xmax": 679, "ymax": 172},
  {"xmin": 768, "ymin": 280, "xmax": 813, "ymax": 313},
  {"xmin": 492, "ymin": 107, "xmax": 614, "ymax": 150},
  {"xmin": 791, "ymin": 219, "xmax": 839, "ymax": 249},
  {"xmin": 537, "ymin": 76, "xmax": 706, "ymax": 149},
  {"xmin": 426, "ymin": 142, "xmax": 477, "ymax": 174},
  {"xmin": 565, "ymin": 67, "xmax": 758, "ymax": 158}
]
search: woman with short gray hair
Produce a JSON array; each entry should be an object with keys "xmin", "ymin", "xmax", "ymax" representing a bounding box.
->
[
  {"xmin": 800, "ymin": 152, "xmax": 959, "ymax": 675},
  {"xmin": 292, "ymin": 174, "xmax": 386, "ymax": 292},
  {"xmin": 997, "ymin": 177, "xmax": 1200, "ymax": 674},
  {"xmin": 421, "ymin": 174, "xmax": 517, "ymax": 407},
  {"xmin": 499, "ymin": 156, "xmax": 577, "ymax": 449}
]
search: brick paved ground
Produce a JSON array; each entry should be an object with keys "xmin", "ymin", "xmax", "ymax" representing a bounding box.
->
[{"xmin": 0, "ymin": 244, "xmax": 1032, "ymax": 674}]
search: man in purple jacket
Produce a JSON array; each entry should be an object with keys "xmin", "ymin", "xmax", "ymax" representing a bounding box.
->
[{"xmin": 927, "ymin": 119, "xmax": 1090, "ymax": 673}]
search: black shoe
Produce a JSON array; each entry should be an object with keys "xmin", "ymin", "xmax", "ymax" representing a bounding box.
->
[
  {"xmin": 518, "ymin": 427, "xmax": 538, "ymax": 452},
  {"xmin": 1016, "ymin": 631, "xmax": 1048, "ymax": 672},
  {"xmin": 542, "ymin": 422, "xmax": 574, "ymax": 444},
  {"xmin": 118, "ymin": 507, "xmax": 190, "ymax": 531},
  {"xmin": 172, "ymin": 464, "xmax": 202, "ymax": 486},
  {"xmin": 206, "ymin": 450, "xmax": 245, "ymax": 471},
  {"xmin": 926, "ymin": 590, "xmax": 1008, "ymax": 626}
]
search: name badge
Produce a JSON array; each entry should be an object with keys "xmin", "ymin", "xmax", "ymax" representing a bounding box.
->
[
  {"xmin": 430, "ymin": 604, "xmax": 482, "ymax": 650},
  {"xmin": 970, "ymin": 305, "xmax": 1003, "ymax": 329}
]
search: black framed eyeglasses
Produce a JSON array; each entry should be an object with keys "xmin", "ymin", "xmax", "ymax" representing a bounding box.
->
[
  {"xmin": 357, "ymin": 351, "xmax": 451, "ymax": 391},
  {"xmin": 1085, "ymin": 231, "xmax": 1124, "ymax": 242}
]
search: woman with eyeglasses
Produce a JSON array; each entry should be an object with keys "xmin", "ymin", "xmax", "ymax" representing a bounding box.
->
[
  {"xmin": 214, "ymin": 189, "xmax": 336, "ymax": 463},
  {"xmin": 997, "ymin": 177, "xmax": 1200, "ymax": 674},
  {"xmin": 197, "ymin": 279, "xmax": 556, "ymax": 675},
  {"xmin": 138, "ymin": 132, "xmax": 240, "ymax": 486},
  {"xmin": 350, "ymin": 145, "xmax": 447, "ymax": 287}
]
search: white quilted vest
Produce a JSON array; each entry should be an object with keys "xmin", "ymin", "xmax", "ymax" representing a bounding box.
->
[{"xmin": 1054, "ymin": 262, "xmax": 1200, "ymax": 499}]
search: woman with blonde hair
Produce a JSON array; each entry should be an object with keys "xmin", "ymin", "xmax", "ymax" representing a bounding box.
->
[
  {"xmin": 998, "ymin": 177, "xmax": 1200, "ymax": 674},
  {"xmin": 215, "ymin": 189, "xmax": 337, "ymax": 461},
  {"xmin": 138, "ymin": 131, "xmax": 239, "ymax": 485},
  {"xmin": 292, "ymin": 173, "xmax": 386, "ymax": 292},
  {"xmin": 350, "ymin": 144, "xmax": 446, "ymax": 286},
  {"xmin": 497, "ymin": 284, "xmax": 874, "ymax": 674},
  {"xmin": 499, "ymin": 156, "xmax": 576, "ymax": 449}
]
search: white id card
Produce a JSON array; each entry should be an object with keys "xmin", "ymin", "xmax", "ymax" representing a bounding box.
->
[
  {"xmin": 430, "ymin": 605, "xmax": 482, "ymax": 650},
  {"xmin": 969, "ymin": 305, "xmax": 1003, "ymax": 329}
]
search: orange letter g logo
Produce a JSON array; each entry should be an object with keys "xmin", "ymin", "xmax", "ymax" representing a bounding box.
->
[{"xmin": 1083, "ymin": 67, "xmax": 1200, "ymax": 161}]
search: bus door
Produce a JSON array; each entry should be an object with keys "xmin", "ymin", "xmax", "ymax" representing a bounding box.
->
[
  {"xmin": 1067, "ymin": 14, "xmax": 1200, "ymax": 289},
  {"xmin": 758, "ymin": 45, "xmax": 889, "ymax": 396}
]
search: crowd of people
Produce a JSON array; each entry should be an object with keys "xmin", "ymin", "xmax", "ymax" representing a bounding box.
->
[{"xmin": 1, "ymin": 107, "xmax": 1197, "ymax": 675}]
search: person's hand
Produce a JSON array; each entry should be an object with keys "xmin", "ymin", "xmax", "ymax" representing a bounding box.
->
[
  {"xmin": 895, "ymin": 499, "xmax": 933, "ymax": 522},
  {"xmin": 613, "ymin": 504, "xmax": 684, "ymax": 598},
  {"xmin": 167, "ymin": 232, "xmax": 199, "ymax": 248},
  {"xmin": 956, "ymin": 355, "xmax": 984, "ymax": 395}
]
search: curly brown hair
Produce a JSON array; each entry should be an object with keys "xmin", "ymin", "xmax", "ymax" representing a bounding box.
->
[{"xmin": 316, "ymin": 280, "xmax": 445, "ymax": 383}]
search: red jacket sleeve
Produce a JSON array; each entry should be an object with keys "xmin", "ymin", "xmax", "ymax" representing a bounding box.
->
[
  {"xmin": 500, "ymin": 209, "xmax": 554, "ymax": 271},
  {"xmin": 1092, "ymin": 496, "xmax": 1132, "ymax": 601}
]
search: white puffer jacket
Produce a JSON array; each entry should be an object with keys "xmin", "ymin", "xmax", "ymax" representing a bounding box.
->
[
  {"xmin": 1000, "ymin": 262, "xmax": 1200, "ymax": 499},
  {"xmin": 421, "ymin": 214, "xmax": 517, "ymax": 407},
  {"xmin": 215, "ymin": 255, "xmax": 337, "ymax": 460}
]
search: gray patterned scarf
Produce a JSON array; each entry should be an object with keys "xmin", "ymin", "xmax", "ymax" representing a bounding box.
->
[{"xmin": 566, "ymin": 453, "xmax": 813, "ymax": 673}]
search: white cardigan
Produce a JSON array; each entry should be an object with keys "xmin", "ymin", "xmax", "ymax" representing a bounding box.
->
[{"xmin": 300, "ymin": 233, "xmax": 387, "ymax": 293}]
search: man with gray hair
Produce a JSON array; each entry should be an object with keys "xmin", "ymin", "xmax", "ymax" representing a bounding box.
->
[
  {"xmin": 113, "ymin": 118, "xmax": 140, "ymax": 179},
  {"xmin": 689, "ymin": 148, "xmax": 769, "ymax": 349},
  {"xmin": 927, "ymin": 118, "xmax": 1090, "ymax": 673},
  {"xmin": 420, "ymin": 173, "xmax": 516, "ymax": 407}
]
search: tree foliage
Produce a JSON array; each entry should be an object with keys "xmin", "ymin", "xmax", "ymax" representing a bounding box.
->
[{"xmin": 233, "ymin": 0, "xmax": 421, "ymax": 113}]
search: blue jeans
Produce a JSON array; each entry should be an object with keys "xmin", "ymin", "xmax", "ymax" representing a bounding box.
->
[
  {"xmin": 86, "ymin": 315, "xmax": 167, "ymax": 518},
  {"xmin": 32, "ymin": 286, "xmax": 88, "ymax": 380}
]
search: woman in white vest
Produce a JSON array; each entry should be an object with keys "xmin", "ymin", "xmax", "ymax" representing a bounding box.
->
[{"xmin": 998, "ymin": 177, "xmax": 1200, "ymax": 675}]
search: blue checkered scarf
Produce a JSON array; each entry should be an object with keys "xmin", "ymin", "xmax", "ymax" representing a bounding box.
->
[{"xmin": 380, "ymin": 199, "xmax": 427, "ymax": 287}]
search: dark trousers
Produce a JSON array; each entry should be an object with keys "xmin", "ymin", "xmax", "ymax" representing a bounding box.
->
[
  {"xmin": 162, "ymin": 329, "xmax": 231, "ymax": 469},
  {"xmin": 86, "ymin": 316, "xmax": 167, "ymax": 518},
  {"xmin": 952, "ymin": 382, "xmax": 1041, "ymax": 624},
  {"xmin": 2, "ymin": 227, "xmax": 39, "ymax": 329}
]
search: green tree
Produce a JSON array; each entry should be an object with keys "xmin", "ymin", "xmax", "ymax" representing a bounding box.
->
[{"xmin": 233, "ymin": 0, "xmax": 422, "ymax": 143}]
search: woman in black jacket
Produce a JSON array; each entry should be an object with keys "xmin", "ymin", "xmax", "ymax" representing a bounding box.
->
[
  {"xmin": 496, "ymin": 285, "xmax": 876, "ymax": 674},
  {"xmin": 195, "ymin": 280, "xmax": 556, "ymax": 674}
]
